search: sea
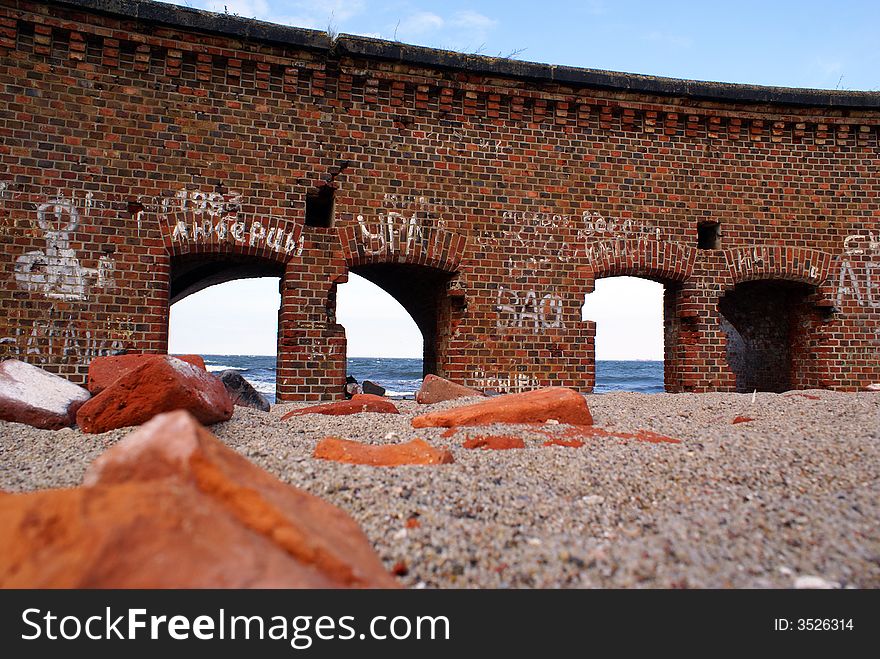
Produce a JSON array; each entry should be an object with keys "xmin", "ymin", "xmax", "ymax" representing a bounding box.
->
[{"xmin": 201, "ymin": 355, "xmax": 664, "ymax": 403}]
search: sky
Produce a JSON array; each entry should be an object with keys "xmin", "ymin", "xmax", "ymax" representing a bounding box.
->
[{"xmin": 167, "ymin": 0, "xmax": 879, "ymax": 359}]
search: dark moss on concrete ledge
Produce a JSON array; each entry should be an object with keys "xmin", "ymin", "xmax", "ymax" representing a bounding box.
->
[
  {"xmin": 57, "ymin": 0, "xmax": 331, "ymax": 51},
  {"xmin": 57, "ymin": 0, "xmax": 880, "ymax": 109}
]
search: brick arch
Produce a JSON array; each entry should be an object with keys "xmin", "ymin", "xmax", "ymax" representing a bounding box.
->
[
  {"xmin": 579, "ymin": 238, "xmax": 697, "ymax": 394},
  {"xmin": 582, "ymin": 238, "xmax": 697, "ymax": 290},
  {"xmin": 161, "ymin": 210, "xmax": 305, "ymax": 265},
  {"xmin": 722, "ymin": 246, "xmax": 832, "ymax": 289},
  {"xmin": 718, "ymin": 246, "xmax": 835, "ymax": 394},
  {"xmin": 337, "ymin": 219, "xmax": 467, "ymax": 272}
]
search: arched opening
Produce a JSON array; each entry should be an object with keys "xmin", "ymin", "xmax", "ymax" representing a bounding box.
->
[
  {"xmin": 582, "ymin": 276, "xmax": 669, "ymax": 393},
  {"xmin": 169, "ymin": 254, "xmax": 283, "ymax": 401},
  {"xmin": 719, "ymin": 279, "xmax": 819, "ymax": 392},
  {"xmin": 337, "ymin": 264, "xmax": 454, "ymax": 396}
]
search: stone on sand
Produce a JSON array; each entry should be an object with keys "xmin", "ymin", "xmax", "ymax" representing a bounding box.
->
[
  {"xmin": 0, "ymin": 359, "xmax": 91, "ymax": 430},
  {"xmin": 462, "ymin": 435, "xmax": 526, "ymax": 450},
  {"xmin": 281, "ymin": 394, "xmax": 399, "ymax": 420},
  {"xmin": 314, "ymin": 436, "xmax": 454, "ymax": 466},
  {"xmin": 87, "ymin": 353, "xmax": 205, "ymax": 394},
  {"xmin": 0, "ymin": 411, "xmax": 397, "ymax": 588},
  {"xmin": 412, "ymin": 387, "xmax": 592, "ymax": 428},
  {"xmin": 416, "ymin": 374, "xmax": 485, "ymax": 404},
  {"xmin": 362, "ymin": 380, "xmax": 386, "ymax": 397},
  {"xmin": 217, "ymin": 369, "xmax": 271, "ymax": 412},
  {"xmin": 76, "ymin": 356, "xmax": 233, "ymax": 433}
]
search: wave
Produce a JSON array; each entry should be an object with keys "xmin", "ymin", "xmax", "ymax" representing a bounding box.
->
[
  {"xmin": 197, "ymin": 356, "xmax": 665, "ymax": 403},
  {"xmin": 383, "ymin": 390, "xmax": 415, "ymax": 397}
]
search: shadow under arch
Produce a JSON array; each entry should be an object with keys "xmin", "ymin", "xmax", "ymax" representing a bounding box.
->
[
  {"xmin": 718, "ymin": 279, "xmax": 822, "ymax": 392},
  {"xmin": 170, "ymin": 253, "xmax": 285, "ymax": 305}
]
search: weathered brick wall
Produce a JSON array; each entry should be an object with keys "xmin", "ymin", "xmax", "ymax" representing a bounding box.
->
[{"xmin": 1, "ymin": 0, "xmax": 878, "ymax": 400}]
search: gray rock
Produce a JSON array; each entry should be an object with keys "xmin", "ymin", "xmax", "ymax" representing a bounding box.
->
[
  {"xmin": 362, "ymin": 380, "xmax": 386, "ymax": 397},
  {"xmin": 216, "ymin": 370, "xmax": 270, "ymax": 412},
  {"xmin": 345, "ymin": 376, "xmax": 362, "ymax": 399}
]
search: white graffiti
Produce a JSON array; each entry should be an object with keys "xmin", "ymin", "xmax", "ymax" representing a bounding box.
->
[
  {"xmin": 478, "ymin": 209, "xmax": 662, "ymax": 266},
  {"xmin": 471, "ymin": 370, "xmax": 540, "ymax": 394},
  {"xmin": 582, "ymin": 233, "xmax": 660, "ymax": 264},
  {"xmin": 502, "ymin": 209, "xmax": 661, "ymax": 238},
  {"xmin": 159, "ymin": 188, "xmax": 243, "ymax": 218},
  {"xmin": 171, "ymin": 215, "xmax": 304, "ymax": 256},
  {"xmin": 296, "ymin": 337, "xmax": 344, "ymax": 362},
  {"xmin": 14, "ymin": 196, "xmax": 115, "ymax": 301},
  {"xmin": 495, "ymin": 286, "xmax": 565, "ymax": 331},
  {"xmin": 356, "ymin": 212, "xmax": 441, "ymax": 256},
  {"xmin": 382, "ymin": 194, "xmax": 450, "ymax": 214},
  {"xmin": 398, "ymin": 128, "xmax": 510, "ymax": 156},
  {"xmin": 1, "ymin": 318, "xmax": 125, "ymax": 363},
  {"xmin": 735, "ymin": 246, "xmax": 769, "ymax": 272},
  {"xmin": 693, "ymin": 279, "xmax": 724, "ymax": 293},
  {"xmin": 843, "ymin": 232, "xmax": 880, "ymax": 256},
  {"xmin": 835, "ymin": 259, "xmax": 879, "ymax": 308}
]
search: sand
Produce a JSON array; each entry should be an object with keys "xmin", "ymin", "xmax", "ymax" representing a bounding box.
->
[{"xmin": 1, "ymin": 390, "xmax": 878, "ymax": 588}]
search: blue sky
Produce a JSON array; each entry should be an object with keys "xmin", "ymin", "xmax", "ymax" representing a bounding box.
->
[
  {"xmin": 178, "ymin": 0, "xmax": 880, "ymax": 90},
  {"xmin": 168, "ymin": 1, "xmax": 876, "ymax": 358}
]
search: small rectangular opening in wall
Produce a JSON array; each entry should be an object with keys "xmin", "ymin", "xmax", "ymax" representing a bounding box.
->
[
  {"xmin": 305, "ymin": 187, "xmax": 335, "ymax": 227},
  {"xmin": 697, "ymin": 221, "xmax": 721, "ymax": 250}
]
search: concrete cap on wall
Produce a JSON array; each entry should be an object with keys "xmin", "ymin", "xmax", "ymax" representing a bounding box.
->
[{"xmin": 53, "ymin": 0, "xmax": 880, "ymax": 109}]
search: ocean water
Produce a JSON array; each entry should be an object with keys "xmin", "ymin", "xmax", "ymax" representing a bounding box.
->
[
  {"xmin": 201, "ymin": 355, "xmax": 664, "ymax": 402},
  {"xmin": 593, "ymin": 360, "xmax": 664, "ymax": 394}
]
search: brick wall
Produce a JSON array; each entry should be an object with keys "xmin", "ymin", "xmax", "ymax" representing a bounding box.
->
[{"xmin": 0, "ymin": 0, "xmax": 878, "ymax": 399}]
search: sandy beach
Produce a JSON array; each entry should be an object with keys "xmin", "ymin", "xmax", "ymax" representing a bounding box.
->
[{"xmin": 1, "ymin": 390, "xmax": 878, "ymax": 589}]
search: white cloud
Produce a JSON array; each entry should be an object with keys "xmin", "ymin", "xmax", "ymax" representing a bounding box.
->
[
  {"xmin": 815, "ymin": 56, "xmax": 843, "ymax": 76},
  {"xmin": 451, "ymin": 10, "xmax": 496, "ymax": 30},
  {"xmin": 398, "ymin": 11, "xmax": 445, "ymax": 37},
  {"xmin": 644, "ymin": 30, "xmax": 693, "ymax": 49},
  {"xmin": 189, "ymin": 0, "xmax": 365, "ymax": 30}
]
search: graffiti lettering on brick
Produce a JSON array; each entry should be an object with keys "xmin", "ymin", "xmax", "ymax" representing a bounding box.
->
[
  {"xmin": 159, "ymin": 188, "xmax": 243, "ymax": 218},
  {"xmin": 0, "ymin": 313, "xmax": 129, "ymax": 363},
  {"xmin": 295, "ymin": 337, "xmax": 344, "ymax": 362},
  {"xmin": 843, "ymin": 231, "xmax": 880, "ymax": 256},
  {"xmin": 835, "ymin": 259, "xmax": 879, "ymax": 308},
  {"xmin": 580, "ymin": 233, "xmax": 660, "ymax": 264},
  {"xmin": 355, "ymin": 212, "xmax": 440, "ymax": 256},
  {"xmin": 725, "ymin": 246, "xmax": 821, "ymax": 283},
  {"xmin": 501, "ymin": 209, "xmax": 660, "ymax": 237},
  {"xmin": 13, "ymin": 195, "xmax": 115, "ymax": 302},
  {"xmin": 480, "ymin": 209, "xmax": 663, "ymax": 263},
  {"xmin": 471, "ymin": 370, "xmax": 540, "ymax": 394},
  {"xmin": 396, "ymin": 128, "xmax": 510, "ymax": 156},
  {"xmin": 495, "ymin": 285, "xmax": 565, "ymax": 331},
  {"xmin": 382, "ymin": 194, "xmax": 451, "ymax": 214},
  {"xmin": 170, "ymin": 214, "xmax": 304, "ymax": 256}
]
